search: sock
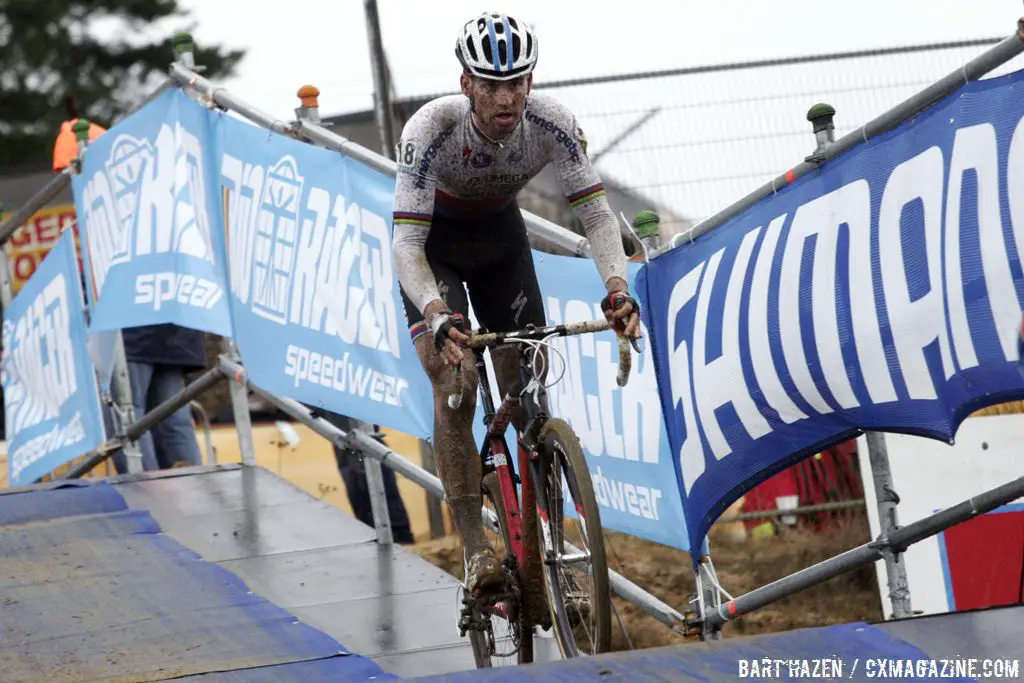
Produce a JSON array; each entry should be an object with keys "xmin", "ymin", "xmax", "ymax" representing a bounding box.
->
[{"xmin": 449, "ymin": 494, "xmax": 489, "ymax": 557}]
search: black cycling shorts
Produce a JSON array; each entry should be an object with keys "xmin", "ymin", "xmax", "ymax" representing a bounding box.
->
[{"xmin": 401, "ymin": 200, "xmax": 547, "ymax": 344}]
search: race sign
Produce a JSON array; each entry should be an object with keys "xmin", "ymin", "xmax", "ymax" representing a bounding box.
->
[
  {"xmin": 211, "ymin": 109, "xmax": 434, "ymax": 439},
  {"xmin": 71, "ymin": 88, "xmax": 232, "ymax": 338},
  {"xmin": 637, "ymin": 68, "xmax": 1024, "ymax": 554},
  {"xmin": 2, "ymin": 228, "xmax": 106, "ymax": 485},
  {"xmin": 1, "ymin": 204, "xmax": 82, "ymax": 294}
]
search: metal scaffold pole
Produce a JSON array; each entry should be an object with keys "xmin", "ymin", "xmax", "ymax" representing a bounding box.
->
[
  {"xmin": 808, "ymin": 103, "xmax": 913, "ymax": 620},
  {"xmin": 363, "ymin": 0, "xmax": 397, "ymax": 161},
  {"xmin": 166, "ymin": 59, "xmax": 590, "ymax": 258}
]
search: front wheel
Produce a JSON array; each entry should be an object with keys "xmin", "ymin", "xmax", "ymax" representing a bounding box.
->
[{"xmin": 534, "ymin": 418, "xmax": 612, "ymax": 657}]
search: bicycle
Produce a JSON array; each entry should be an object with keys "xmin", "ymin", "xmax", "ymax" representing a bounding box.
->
[{"xmin": 444, "ymin": 310, "xmax": 638, "ymax": 668}]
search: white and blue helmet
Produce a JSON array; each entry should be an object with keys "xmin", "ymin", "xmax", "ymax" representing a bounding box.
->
[{"xmin": 455, "ymin": 12, "xmax": 538, "ymax": 80}]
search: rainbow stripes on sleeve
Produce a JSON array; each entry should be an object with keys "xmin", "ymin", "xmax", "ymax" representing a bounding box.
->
[
  {"xmin": 567, "ymin": 183, "xmax": 607, "ymax": 208},
  {"xmin": 409, "ymin": 320, "xmax": 429, "ymax": 342},
  {"xmin": 393, "ymin": 211, "xmax": 433, "ymax": 228}
]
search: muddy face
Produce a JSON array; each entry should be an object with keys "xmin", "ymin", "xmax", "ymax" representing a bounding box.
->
[{"xmin": 461, "ymin": 73, "xmax": 532, "ymax": 140}]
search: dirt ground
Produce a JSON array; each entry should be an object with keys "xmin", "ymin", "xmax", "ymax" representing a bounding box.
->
[{"xmin": 410, "ymin": 510, "xmax": 883, "ymax": 651}]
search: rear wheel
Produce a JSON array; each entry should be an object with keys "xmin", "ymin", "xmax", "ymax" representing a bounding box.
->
[
  {"xmin": 535, "ymin": 418, "xmax": 612, "ymax": 657},
  {"xmin": 465, "ymin": 470, "xmax": 534, "ymax": 667}
]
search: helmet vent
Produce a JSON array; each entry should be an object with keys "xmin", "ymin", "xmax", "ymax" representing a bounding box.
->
[{"xmin": 457, "ymin": 12, "xmax": 538, "ymax": 80}]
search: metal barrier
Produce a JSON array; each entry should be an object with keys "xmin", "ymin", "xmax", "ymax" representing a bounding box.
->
[
  {"xmin": 705, "ymin": 476, "xmax": 1024, "ymax": 631},
  {"xmin": 718, "ymin": 499, "xmax": 866, "ymax": 524},
  {"xmin": 190, "ymin": 401, "xmax": 217, "ymax": 465}
]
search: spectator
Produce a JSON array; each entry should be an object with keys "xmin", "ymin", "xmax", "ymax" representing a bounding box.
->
[{"xmin": 108, "ymin": 323, "xmax": 207, "ymax": 473}]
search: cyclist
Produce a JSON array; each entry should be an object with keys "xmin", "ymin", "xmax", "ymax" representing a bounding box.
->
[{"xmin": 391, "ymin": 11, "xmax": 642, "ymax": 600}]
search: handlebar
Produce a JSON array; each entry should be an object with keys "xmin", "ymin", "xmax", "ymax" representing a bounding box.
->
[{"xmin": 447, "ymin": 318, "xmax": 639, "ymax": 410}]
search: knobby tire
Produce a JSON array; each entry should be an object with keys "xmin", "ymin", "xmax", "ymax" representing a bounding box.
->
[{"xmin": 536, "ymin": 418, "xmax": 612, "ymax": 657}]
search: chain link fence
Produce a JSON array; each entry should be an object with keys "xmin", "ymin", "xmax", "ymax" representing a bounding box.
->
[
  {"xmin": 402, "ymin": 37, "xmax": 1024, "ymax": 238},
  {"xmin": 548, "ymin": 38, "xmax": 1024, "ymax": 233}
]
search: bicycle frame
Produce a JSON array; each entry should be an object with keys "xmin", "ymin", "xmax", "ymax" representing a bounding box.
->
[
  {"xmin": 455, "ymin": 319, "xmax": 633, "ymax": 616},
  {"xmin": 474, "ymin": 337, "xmax": 547, "ymax": 574}
]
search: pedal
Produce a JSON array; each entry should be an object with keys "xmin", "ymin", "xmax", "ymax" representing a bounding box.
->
[{"xmin": 458, "ymin": 595, "xmax": 490, "ymax": 636}]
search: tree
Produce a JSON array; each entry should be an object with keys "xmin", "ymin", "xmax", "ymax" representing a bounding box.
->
[{"xmin": 0, "ymin": 0, "xmax": 245, "ymax": 167}]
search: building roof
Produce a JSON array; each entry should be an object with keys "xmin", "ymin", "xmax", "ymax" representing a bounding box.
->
[{"xmin": 0, "ymin": 164, "xmax": 74, "ymax": 217}]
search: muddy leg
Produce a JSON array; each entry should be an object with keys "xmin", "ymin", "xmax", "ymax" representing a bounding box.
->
[{"xmin": 414, "ymin": 335, "xmax": 490, "ymax": 559}]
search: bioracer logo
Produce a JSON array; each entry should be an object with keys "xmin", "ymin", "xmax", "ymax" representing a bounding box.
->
[
  {"xmin": 78, "ymin": 120, "xmax": 224, "ymax": 311},
  {"xmin": 220, "ymin": 153, "xmax": 403, "ymax": 359}
]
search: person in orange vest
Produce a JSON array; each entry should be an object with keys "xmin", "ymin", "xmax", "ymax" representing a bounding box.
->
[{"xmin": 52, "ymin": 96, "xmax": 106, "ymax": 172}]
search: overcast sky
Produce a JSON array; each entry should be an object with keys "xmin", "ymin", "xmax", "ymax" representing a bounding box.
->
[{"xmin": 157, "ymin": 1, "xmax": 1024, "ymax": 223}]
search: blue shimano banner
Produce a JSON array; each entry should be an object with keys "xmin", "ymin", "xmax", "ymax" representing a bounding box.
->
[
  {"xmin": 469, "ymin": 252, "xmax": 695, "ymax": 551},
  {"xmin": 72, "ymin": 88, "xmax": 232, "ymax": 339},
  {"xmin": 2, "ymin": 229, "xmax": 106, "ymax": 485},
  {"xmin": 210, "ymin": 110, "xmax": 433, "ymax": 439},
  {"xmin": 637, "ymin": 68, "xmax": 1024, "ymax": 553}
]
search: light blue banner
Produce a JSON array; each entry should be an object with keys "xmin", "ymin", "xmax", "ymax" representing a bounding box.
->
[
  {"xmin": 210, "ymin": 110, "xmax": 433, "ymax": 439},
  {"xmin": 469, "ymin": 253, "xmax": 693, "ymax": 551},
  {"xmin": 637, "ymin": 68, "xmax": 1024, "ymax": 554},
  {"xmin": 2, "ymin": 229, "xmax": 107, "ymax": 485},
  {"xmin": 71, "ymin": 88, "xmax": 233, "ymax": 341}
]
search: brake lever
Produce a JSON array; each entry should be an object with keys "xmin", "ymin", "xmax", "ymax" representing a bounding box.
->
[
  {"xmin": 449, "ymin": 362, "xmax": 464, "ymax": 409},
  {"xmin": 616, "ymin": 335, "xmax": 632, "ymax": 387}
]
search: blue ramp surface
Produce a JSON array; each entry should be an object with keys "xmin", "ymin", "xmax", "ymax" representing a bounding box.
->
[
  {"xmin": 111, "ymin": 464, "xmax": 495, "ymax": 677},
  {"xmin": 0, "ymin": 479, "xmax": 398, "ymax": 682}
]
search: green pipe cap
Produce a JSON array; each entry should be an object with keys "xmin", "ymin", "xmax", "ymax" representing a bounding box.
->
[
  {"xmin": 72, "ymin": 119, "xmax": 91, "ymax": 141},
  {"xmin": 172, "ymin": 32, "xmax": 195, "ymax": 54},
  {"xmin": 632, "ymin": 210, "xmax": 661, "ymax": 239},
  {"xmin": 807, "ymin": 103, "xmax": 836, "ymax": 133}
]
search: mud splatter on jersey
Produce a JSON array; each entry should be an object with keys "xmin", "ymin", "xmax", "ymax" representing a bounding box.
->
[{"xmin": 392, "ymin": 92, "xmax": 628, "ymax": 314}]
